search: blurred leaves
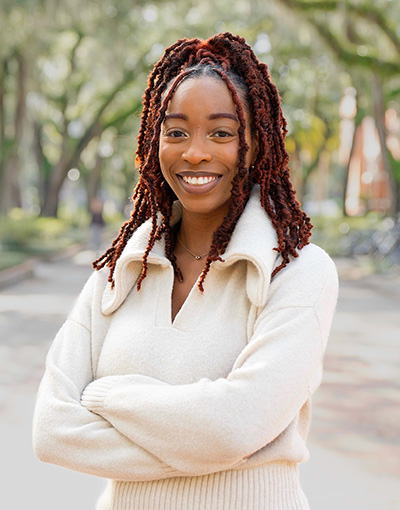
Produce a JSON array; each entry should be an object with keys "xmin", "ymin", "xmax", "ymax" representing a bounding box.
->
[
  {"xmin": 0, "ymin": 209, "xmax": 83, "ymax": 254},
  {"xmin": 0, "ymin": 0, "xmax": 399, "ymax": 218}
]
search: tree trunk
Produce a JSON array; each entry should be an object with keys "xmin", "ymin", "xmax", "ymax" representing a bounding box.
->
[
  {"xmin": 372, "ymin": 74, "xmax": 398, "ymax": 215},
  {"xmin": 40, "ymin": 129, "xmax": 70, "ymax": 216},
  {"xmin": 0, "ymin": 59, "xmax": 6, "ymax": 214},
  {"xmin": 0, "ymin": 53, "xmax": 26, "ymax": 213},
  {"xmin": 86, "ymin": 150, "xmax": 102, "ymax": 209},
  {"xmin": 39, "ymin": 66, "xmax": 137, "ymax": 217},
  {"xmin": 41, "ymin": 171, "xmax": 68, "ymax": 217},
  {"xmin": 33, "ymin": 121, "xmax": 47, "ymax": 205},
  {"xmin": 340, "ymin": 117, "xmax": 358, "ymax": 216}
]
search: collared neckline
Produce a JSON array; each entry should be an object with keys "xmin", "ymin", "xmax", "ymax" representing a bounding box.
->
[{"xmin": 101, "ymin": 185, "xmax": 279, "ymax": 315}]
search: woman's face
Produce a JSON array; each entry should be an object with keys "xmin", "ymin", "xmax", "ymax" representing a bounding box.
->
[{"xmin": 159, "ymin": 76, "xmax": 257, "ymax": 219}]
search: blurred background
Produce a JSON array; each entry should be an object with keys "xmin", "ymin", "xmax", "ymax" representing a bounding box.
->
[
  {"xmin": 0, "ymin": 0, "xmax": 399, "ymax": 509},
  {"xmin": 0, "ymin": 0, "xmax": 400, "ymax": 263}
]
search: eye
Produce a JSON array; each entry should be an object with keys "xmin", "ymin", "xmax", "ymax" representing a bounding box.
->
[
  {"xmin": 166, "ymin": 129, "xmax": 186, "ymax": 138},
  {"xmin": 213, "ymin": 130, "xmax": 234, "ymax": 138}
]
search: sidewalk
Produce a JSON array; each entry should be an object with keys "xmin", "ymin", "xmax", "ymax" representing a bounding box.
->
[
  {"xmin": 1, "ymin": 253, "xmax": 399, "ymax": 509},
  {"xmin": 0, "ymin": 251, "xmax": 105, "ymax": 509},
  {"xmin": 302, "ymin": 257, "xmax": 400, "ymax": 509},
  {"xmin": 334, "ymin": 256, "xmax": 400, "ymax": 300}
]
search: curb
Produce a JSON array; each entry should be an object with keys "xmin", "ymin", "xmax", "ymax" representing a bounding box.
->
[
  {"xmin": 0, "ymin": 258, "xmax": 36, "ymax": 289},
  {"xmin": 0, "ymin": 242, "xmax": 86, "ymax": 290},
  {"xmin": 334, "ymin": 256, "xmax": 400, "ymax": 301},
  {"xmin": 39, "ymin": 242, "xmax": 86, "ymax": 262}
]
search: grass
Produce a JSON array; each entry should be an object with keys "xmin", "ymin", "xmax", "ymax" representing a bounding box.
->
[
  {"xmin": 0, "ymin": 210, "xmax": 88, "ymax": 272},
  {"xmin": 0, "ymin": 251, "xmax": 29, "ymax": 271},
  {"xmin": 310, "ymin": 213, "xmax": 388, "ymax": 257}
]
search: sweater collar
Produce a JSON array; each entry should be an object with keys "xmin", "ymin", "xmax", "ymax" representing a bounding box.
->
[{"xmin": 101, "ymin": 185, "xmax": 279, "ymax": 314}]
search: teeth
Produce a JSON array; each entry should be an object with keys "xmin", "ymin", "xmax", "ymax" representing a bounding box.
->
[{"xmin": 182, "ymin": 175, "xmax": 217, "ymax": 185}]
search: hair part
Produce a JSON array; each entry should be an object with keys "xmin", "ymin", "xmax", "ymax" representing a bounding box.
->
[{"xmin": 93, "ymin": 33, "xmax": 312, "ymax": 291}]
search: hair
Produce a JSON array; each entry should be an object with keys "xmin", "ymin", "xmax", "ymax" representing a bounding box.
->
[{"xmin": 93, "ymin": 33, "xmax": 312, "ymax": 291}]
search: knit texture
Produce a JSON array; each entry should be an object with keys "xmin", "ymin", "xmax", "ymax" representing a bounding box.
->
[
  {"xmin": 96, "ymin": 464, "xmax": 310, "ymax": 510},
  {"xmin": 33, "ymin": 186, "xmax": 338, "ymax": 509}
]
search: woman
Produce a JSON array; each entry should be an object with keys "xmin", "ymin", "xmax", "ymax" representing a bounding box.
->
[{"xmin": 33, "ymin": 33, "xmax": 338, "ymax": 510}]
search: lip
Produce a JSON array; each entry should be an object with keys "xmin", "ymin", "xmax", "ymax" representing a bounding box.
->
[{"xmin": 176, "ymin": 173, "xmax": 222, "ymax": 195}]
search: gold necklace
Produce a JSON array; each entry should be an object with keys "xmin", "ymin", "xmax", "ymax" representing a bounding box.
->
[{"xmin": 177, "ymin": 234, "xmax": 209, "ymax": 260}]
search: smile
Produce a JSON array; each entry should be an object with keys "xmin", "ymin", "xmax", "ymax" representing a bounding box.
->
[
  {"xmin": 177, "ymin": 173, "xmax": 222, "ymax": 194},
  {"xmin": 181, "ymin": 175, "xmax": 218, "ymax": 186}
]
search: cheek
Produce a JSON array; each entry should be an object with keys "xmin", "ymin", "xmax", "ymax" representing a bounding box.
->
[
  {"xmin": 217, "ymin": 143, "xmax": 240, "ymax": 168},
  {"xmin": 158, "ymin": 142, "xmax": 167, "ymax": 167},
  {"xmin": 158, "ymin": 144, "xmax": 172, "ymax": 175},
  {"xmin": 158, "ymin": 145, "xmax": 177, "ymax": 192}
]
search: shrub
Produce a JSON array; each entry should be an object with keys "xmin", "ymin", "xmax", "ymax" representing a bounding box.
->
[{"xmin": 0, "ymin": 210, "xmax": 82, "ymax": 255}]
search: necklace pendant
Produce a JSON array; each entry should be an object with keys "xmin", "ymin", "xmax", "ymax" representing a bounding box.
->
[{"xmin": 177, "ymin": 234, "xmax": 208, "ymax": 260}]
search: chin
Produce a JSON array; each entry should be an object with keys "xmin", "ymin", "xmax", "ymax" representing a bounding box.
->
[{"xmin": 179, "ymin": 197, "xmax": 232, "ymax": 217}]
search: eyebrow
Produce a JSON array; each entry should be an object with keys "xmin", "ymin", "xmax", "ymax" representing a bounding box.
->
[
  {"xmin": 164, "ymin": 113, "xmax": 188, "ymax": 121},
  {"xmin": 208, "ymin": 113, "xmax": 238, "ymax": 122},
  {"xmin": 163, "ymin": 113, "xmax": 239, "ymax": 122}
]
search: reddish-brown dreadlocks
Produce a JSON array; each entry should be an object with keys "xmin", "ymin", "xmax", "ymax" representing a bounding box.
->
[{"xmin": 93, "ymin": 33, "xmax": 313, "ymax": 291}]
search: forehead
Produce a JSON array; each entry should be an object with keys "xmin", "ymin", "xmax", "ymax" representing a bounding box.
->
[{"xmin": 166, "ymin": 76, "xmax": 237, "ymax": 113}]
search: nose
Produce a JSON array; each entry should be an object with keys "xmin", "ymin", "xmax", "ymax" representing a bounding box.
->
[{"xmin": 181, "ymin": 135, "xmax": 212, "ymax": 165}]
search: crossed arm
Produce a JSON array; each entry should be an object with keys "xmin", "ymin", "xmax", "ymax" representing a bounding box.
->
[{"xmin": 33, "ymin": 256, "xmax": 338, "ymax": 481}]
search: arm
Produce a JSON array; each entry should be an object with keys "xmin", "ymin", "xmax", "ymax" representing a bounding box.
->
[
  {"xmin": 32, "ymin": 274, "xmax": 184, "ymax": 481},
  {"xmin": 81, "ymin": 250, "xmax": 338, "ymax": 474}
]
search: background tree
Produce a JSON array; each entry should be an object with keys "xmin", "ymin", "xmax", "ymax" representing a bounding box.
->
[
  {"xmin": 279, "ymin": 0, "xmax": 400, "ymax": 213},
  {"xmin": 0, "ymin": 0, "xmax": 398, "ymax": 218}
]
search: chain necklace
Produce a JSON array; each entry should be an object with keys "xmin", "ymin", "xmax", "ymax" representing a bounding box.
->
[{"xmin": 177, "ymin": 234, "xmax": 209, "ymax": 260}]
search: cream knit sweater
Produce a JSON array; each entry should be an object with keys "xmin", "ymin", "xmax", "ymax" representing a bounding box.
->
[{"xmin": 33, "ymin": 187, "xmax": 338, "ymax": 510}]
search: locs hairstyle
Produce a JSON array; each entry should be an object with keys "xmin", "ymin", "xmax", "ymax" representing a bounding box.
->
[{"xmin": 93, "ymin": 33, "xmax": 313, "ymax": 291}]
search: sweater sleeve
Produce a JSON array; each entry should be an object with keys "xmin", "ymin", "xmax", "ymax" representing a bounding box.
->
[
  {"xmin": 81, "ymin": 251, "xmax": 339, "ymax": 475},
  {"xmin": 32, "ymin": 273, "xmax": 184, "ymax": 481}
]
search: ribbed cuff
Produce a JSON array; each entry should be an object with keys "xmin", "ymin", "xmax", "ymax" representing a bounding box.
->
[{"xmin": 81, "ymin": 378, "xmax": 118, "ymax": 411}]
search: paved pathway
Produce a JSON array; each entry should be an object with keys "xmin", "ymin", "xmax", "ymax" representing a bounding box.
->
[
  {"xmin": 300, "ymin": 260, "xmax": 400, "ymax": 509},
  {"xmin": 0, "ymin": 253, "xmax": 399, "ymax": 509}
]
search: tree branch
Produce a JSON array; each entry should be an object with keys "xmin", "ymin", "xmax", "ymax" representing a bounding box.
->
[
  {"xmin": 70, "ymin": 70, "xmax": 134, "ymax": 161},
  {"xmin": 280, "ymin": 0, "xmax": 400, "ymax": 61},
  {"xmin": 101, "ymin": 100, "xmax": 142, "ymax": 131},
  {"xmin": 309, "ymin": 18, "xmax": 400, "ymax": 76}
]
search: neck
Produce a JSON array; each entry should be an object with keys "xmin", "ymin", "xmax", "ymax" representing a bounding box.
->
[{"xmin": 178, "ymin": 209, "xmax": 224, "ymax": 254}]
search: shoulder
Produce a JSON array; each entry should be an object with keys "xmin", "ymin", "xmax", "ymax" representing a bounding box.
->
[
  {"xmin": 78, "ymin": 267, "xmax": 110, "ymax": 301},
  {"xmin": 267, "ymin": 243, "xmax": 338, "ymax": 310},
  {"xmin": 68, "ymin": 267, "xmax": 110, "ymax": 325},
  {"xmin": 286, "ymin": 242, "xmax": 337, "ymax": 284}
]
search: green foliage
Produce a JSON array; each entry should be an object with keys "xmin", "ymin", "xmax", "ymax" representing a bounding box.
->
[
  {"xmin": 57, "ymin": 205, "xmax": 90, "ymax": 228},
  {"xmin": 0, "ymin": 209, "xmax": 83, "ymax": 254},
  {"xmin": 1, "ymin": 0, "xmax": 399, "ymax": 217},
  {"xmin": 280, "ymin": 0, "xmax": 400, "ymax": 76},
  {"xmin": 0, "ymin": 251, "xmax": 28, "ymax": 271},
  {"xmin": 310, "ymin": 212, "xmax": 387, "ymax": 256},
  {"xmin": 388, "ymin": 152, "xmax": 400, "ymax": 183}
]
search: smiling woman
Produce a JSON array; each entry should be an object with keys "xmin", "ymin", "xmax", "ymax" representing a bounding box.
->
[
  {"xmin": 33, "ymin": 33, "xmax": 338, "ymax": 510},
  {"xmin": 158, "ymin": 75, "xmax": 258, "ymax": 316},
  {"xmin": 159, "ymin": 77, "xmax": 256, "ymax": 218}
]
